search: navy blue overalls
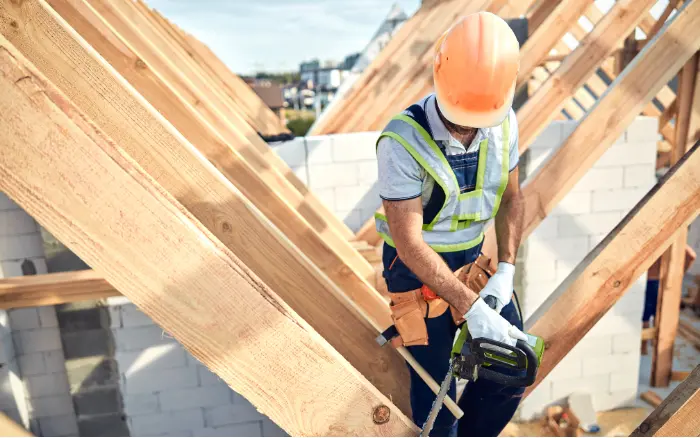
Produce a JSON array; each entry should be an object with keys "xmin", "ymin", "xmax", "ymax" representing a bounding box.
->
[{"xmin": 382, "ymin": 102, "xmax": 524, "ymax": 437}]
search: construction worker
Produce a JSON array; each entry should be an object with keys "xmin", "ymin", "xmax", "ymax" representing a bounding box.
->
[{"xmin": 376, "ymin": 12, "xmax": 525, "ymax": 436}]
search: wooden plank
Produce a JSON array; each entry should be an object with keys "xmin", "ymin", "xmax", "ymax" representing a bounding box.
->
[
  {"xmin": 86, "ymin": 0, "xmax": 356, "ymax": 244},
  {"xmin": 0, "ymin": 271, "xmax": 118, "ymax": 308},
  {"xmin": 0, "ymin": 39, "xmax": 418, "ymax": 435},
  {"xmin": 642, "ymin": 327, "xmax": 657, "ymax": 341},
  {"xmin": 671, "ymin": 371, "xmax": 691, "ymax": 382},
  {"xmin": 632, "ymin": 365, "xmax": 700, "ymax": 437},
  {"xmin": 643, "ymin": 0, "xmax": 683, "ymax": 47},
  {"xmin": 659, "ymin": 98, "xmax": 677, "ymax": 132},
  {"xmin": 517, "ymin": 0, "xmax": 658, "ymax": 152},
  {"xmin": 519, "ymin": 0, "xmax": 700, "ymax": 239},
  {"xmin": 0, "ymin": 413, "xmax": 32, "ymax": 437},
  {"xmin": 516, "ymin": 0, "xmax": 594, "ymax": 90},
  {"xmin": 686, "ymin": 54, "xmax": 700, "ymax": 148},
  {"xmin": 523, "ymin": 141, "xmax": 700, "ymax": 398},
  {"xmin": 3, "ymin": 0, "xmax": 411, "ymax": 410},
  {"xmin": 651, "ymin": 53, "xmax": 698, "ymax": 387},
  {"xmin": 641, "ymin": 391, "xmax": 663, "ymax": 408},
  {"xmin": 526, "ymin": 0, "xmax": 565, "ymax": 34}
]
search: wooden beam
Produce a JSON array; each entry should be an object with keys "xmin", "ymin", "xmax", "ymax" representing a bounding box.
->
[
  {"xmin": 643, "ymin": 0, "xmax": 683, "ymax": 47},
  {"xmin": 632, "ymin": 365, "xmax": 700, "ymax": 437},
  {"xmin": 523, "ymin": 141, "xmax": 700, "ymax": 398},
  {"xmin": 517, "ymin": 0, "xmax": 658, "ymax": 152},
  {"xmin": 516, "ymin": 0, "xmax": 594, "ymax": 90},
  {"xmin": 642, "ymin": 327, "xmax": 657, "ymax": 341},
  {"xmin": 526, "ymin": 0, "xmax": 565, "ymax": 34},
  {"xmin": 0, "ymin": 413, "xmax": 32, "ymax": 437},
  {"xmin": 659, "ymin": 98, "xmax": 677, "ymax": 132},
  {"xmin": 0, "ymin": 271, "xmax": 117, "ymax": 308},
  {"xmin": 520, "ymin": 0, "xmax": 700, "ymax": 239},
  {"xmin": 651, "ymin": 52, "xmax": 699, "ymax": 387},
  {"xmin": 2, "ymin": 0, "xmax": 411, "ymax": 411},
  {"xmin": 0, "ymin": 38, "xmax": 418, "ymax": 435}
]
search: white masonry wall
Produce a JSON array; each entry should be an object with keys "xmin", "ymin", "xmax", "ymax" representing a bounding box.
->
[
  {"xmin": 0, "ymin": 193, "xmax": 79, "ymax": 437},
  {"xmin": 515, "ymin": 117, "xmax": 656, "ymax": 420},
  {"xmin": 106, "ymin": 297, "xmax": 286, "ymax": 437}
]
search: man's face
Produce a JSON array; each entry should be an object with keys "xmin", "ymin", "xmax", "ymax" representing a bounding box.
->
[{"xmin": 435, "ymin": 102, "xmax": 477, "ymax": 135}]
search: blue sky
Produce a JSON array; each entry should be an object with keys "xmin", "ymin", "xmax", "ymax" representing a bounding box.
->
[{"xmin": 144, "ymin": 0, "xmax": 420, "ymax": 75}]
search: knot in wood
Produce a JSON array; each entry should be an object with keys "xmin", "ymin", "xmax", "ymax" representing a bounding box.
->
[
  {"xmin": 613, "ymin": 280, "xmax": 621, "ymax": 287},
  {"xmin": 134, "ymin": 59, "xmax": 147, "ymax": 70},
  {"xmin": 372, "ymin": 405, "xmax": 390, "ymax": 424},
  {"xmin": 221, "ymin": 221, "xmax": 232, "ymax": 233},
  {"xmin": 639, "ymin": 422, "xmax": 650, "ymax": 433},
  {"xmin": 10, "ymin": 20, "xmax": 18, "ymax": 29}
]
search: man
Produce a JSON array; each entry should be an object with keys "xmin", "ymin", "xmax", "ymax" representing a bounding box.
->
[{"xmin": 375, "ymin": 12, "xmax": 526, "ymax": 437}]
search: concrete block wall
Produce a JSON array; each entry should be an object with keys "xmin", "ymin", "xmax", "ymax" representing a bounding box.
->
[
  {"xmin": 106, "ymin": 297, "xmax": 286, "ymax": 437},
  {"xmin": 515, "ymin": 117, "xmax": 657, "ymax": 420},
  {"xmin": 0, "ymin": 193, "xmax": 79, "ymax": 436}
]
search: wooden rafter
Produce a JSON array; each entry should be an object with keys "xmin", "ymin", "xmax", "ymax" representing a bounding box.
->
[
  {"xmin": 0, "ymin": 270, "xmax": 116, "ymax": 308},
  {"xmin": 632, "ymin": 365, "xmax": 700, "ymax": 437},
  {"xmin": 0, "ymin": 38, "xmax": 417, "ymax": 434},
  {"xmin": 3, "ymin": 0, "xmax": 411, "ymax": 412},
  {"xmin": 525, "ymin": 0, "xmax": 564, "ymax": 34},
  {"xmin": 525, "ymin": 141, "xmax": 700, "ymax": 397}
]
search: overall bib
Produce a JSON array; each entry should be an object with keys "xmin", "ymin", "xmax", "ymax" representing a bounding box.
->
[{"xmin": 378, "ymin": 100, "xmax": 524, "ymax": 437}]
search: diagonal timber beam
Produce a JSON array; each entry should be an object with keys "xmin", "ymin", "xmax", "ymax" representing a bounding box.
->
[
  {"xmin": 631, "ymin": 365, "xmax": 700, "ymax": 437},
  {"xmin": 1, "ymin": 0, "xmax": 411, "ymax": 411},
  {"xmin": 520, "ymin": 0, "xmax": 700, "ymax": 239},
  {"xmin": 524, "ymin": 140, "xmax": 700, "ymax": 397},
  {"xmin": 0, "ymin": 39, "xmax": 418, "ymax": 435},
  {"xmin": 86, "ymin": 0, "xmax": 356, "ymax": 244},
  {"xmin": 516, "ymin": 0, "xmax": 594, "ymax": 91},
  {"xmin": 517, "ymin": 0, "xmax": 658, "ymax": 152},
  {"xmin": 0, "ymin": 270, "xmax": 116, "ymax": 308}
]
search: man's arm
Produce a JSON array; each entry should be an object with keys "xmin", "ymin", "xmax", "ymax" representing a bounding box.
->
[
  {"xmin": 383, "ymin": 197, "xmax": 479, "ymax": 315},
  {"xmin": 495, "ymin": 166, "xmax": 524, "ymax": 264}
]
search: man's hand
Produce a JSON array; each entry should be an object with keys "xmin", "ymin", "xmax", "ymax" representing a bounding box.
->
[
  {"xmin": 464, "ymin": 298, "xmax": 526, "ymax": 347},
  {"xmin": 479, "ymin": 262, "xmax": 515, "ymax": 313}
]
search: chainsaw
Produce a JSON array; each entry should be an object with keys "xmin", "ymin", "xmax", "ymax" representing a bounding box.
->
[{"xmin": 420, "ymin": 296, "xmax": 545, "ymax": 436}]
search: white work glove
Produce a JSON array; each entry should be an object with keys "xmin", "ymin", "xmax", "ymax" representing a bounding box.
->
[
  {"xmin": 463, "ymin": 298, "xmax": 527, "ymax": 347},
  {"xmin": 479, "ymin": 262, "xmax": 515, "ymax": 313}
]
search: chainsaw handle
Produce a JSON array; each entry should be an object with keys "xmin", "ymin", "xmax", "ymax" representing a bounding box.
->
[{"xmin": 471, "ymin": 338, "xmax": 539, "ymax": 387}]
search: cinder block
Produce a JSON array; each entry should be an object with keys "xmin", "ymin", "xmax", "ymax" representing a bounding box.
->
[
  {"xmin": 112, "ymin": 325, "xmax": 176, "ymax": 351},
  {"xmin": 9, "ymin": 308, "xmax": 40, "ymax": 331},
  {"xmin": 124, "ymin": 365, "xmax": 198, "ymax": 395},
  {"xmin": 547, "ymin": 354, "xmax": 583, "ymax": 382},
  {"xmin": 331, "ymin": 132, "xmax": 378, "ymax": 162},
  {"xmin": 194, "ymin": 421, "xmax": 263, "ymax": 437},
  {"xmin": 0, "ymin": 193, "xmax": 19, "ymax": 211},
  {"xmin": 106, "ymin": 305, "xmax": 122, "ymax": 329},
  {"xmin": 549, "ymin": 237, "xmax": 590, "ymax": 262},
  {"xmin": 13, "ymin": 328, "xmax": 62, "ymax": 355},
  {"xmin": 271, "ymin": 138, "xmax": 306, "ymax": 168},
  {"xmin": 524, "ymin": 149, "xmax": 552, "ymax": 176},
  {"xmin": 130, "ymin": 408, "xmax": 205, "ymax": 436},
  {"xmin": 18, "ymin": 353, "xmax": 45, "ymax": 377},
  {"xmin": 304, "ymin": 137, "xmax": 334, "ymax": 165},
  {"xmin": 61, "ymin": 329, "xmax": 113, "ymax": 359},
  {"xmin": 0, "ymin": 234, "xmax": 45, "ymax": 261},
  {"xmin": 37, "ymin": 415, "xmax": 79, "ymax": 437},
  {"xmin": 158, "ymin": 385, "xmax": 232, "ymax": 411},
  {"xmin": 36, "ymin": 307, "xmax": 58, "ymax": 329},
  {"xmin": 592, "ymin": 389, "xmax": 637, "ymax": 412},
  {"xmin": 568, "ymin": 335, "xmax": 613, "ymax": 359},
  {"xmin": 310, "ymin": 188, "xmax": 336, "ymax": 210},
  {"xmin": 557, "ymin": 212, "xmax": 621, "ymax": 238},
  {"xmin": 623, "ymin": 165, "xmax": 655, "ymax": 189},
  {"xmin": 261, "ymin": 418, "xmax": 288, "ymax": 437},
  {"xmin": 120, "ymin": 304, "xmax": 155, "ymax": 328},
  {"xmin": 28, "ymin": 394, "xmax": 75, "ymax": 417},
  {"xmin": 626, "ymin": 117, "xmax": 659, "ymax": 143},
  {"xmin": 531, "ymin": 215, "xmax": 559, "ymax": 240},
  {"xmin": 551, "ymin": 191, "xmax": 591, "ymax": 216},
  {"xmin": 116, "ymin": 344, "xmax": 188, "ymax": 377},
  {"xmin": 559, "ymin": 121, "xmax": 579, "ymax": 141},
  {"xmin": 198, "ymin": 365, "xmax": 225, "ymax": 387},
  {"xmin": 612, "ymin": 333, "xmax": 641, "ymax": 354},
  {"xmin": 79, "ymin": 413, "xmax": 129, "ymax": 436},
  {"xmin": 570, "ymin": 168, "xmax": 624, "ymax": 193},
  {"xmin": 306, "ymin": 163, "xmax": 360, "ymax": 190},
  {"xmin": 530, "ymin": 124, "xmax": 562, "ymax": 149},
  {"xmin": 43, "ymin": 350, "xmax": 67, "ymax": 374},
  {"xmin": 551, "ymin": 373, "xmax": 609, "ymax": 400},
  {"xmin": 24, "ymin": 372, "xmax": 70, "ymax": 398},
  {"xmin": 597, "ymin": 141, "xmax": 657, "ymax": 167},
  {"xmin": 0, "ymin": 258, "xmax": 47, "ymax": 278},
  {"xmin": 339, "ymin": 209, "xmax": 364, "ymax": 233},
  {"xmin": 588, "ymin": 312, "xmax": 639, "ymax": 336},
  {"xmin": 123, "ymin": 393, "xmax": 160, "ymax": 416},
  {"xmin": 73, "ymin": 387, "xmax": 122, "ymax": 416},
  {"xmin": 582, "ymin": 353, "xmax": 637, "ymax": 377},
  {"xmin": 522, "ymin": 258, "xmax": 556, "ymax": 283},
  {"xmin": 610, "ymin": 369, "xmax": 639, "ymax": 392},
  {"xmin": 204, "ymin": 400, "xmax": 264, "ymax": 428},
  {"xmin": 357, "ymin": 161, "xmax": 379, "ymax": 184},
  {"xmin": 290, "ymin": 166, "xmax": 308, "ymax": 186},
  {"xmin": 591, "ymin": 188, "xmax": 647, "ymax": 213},
  {"xmin": 334, "ymin": 185, "xmax": 375, "ymax": 212},
  {"xmin": 0, "ymin": 210, "xmax": 37, "ymax": 237}
]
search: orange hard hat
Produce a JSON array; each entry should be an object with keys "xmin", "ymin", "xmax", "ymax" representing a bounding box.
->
[{"xmin": 433, "ymin": 12, "xmax": 520, "ymax": 128}]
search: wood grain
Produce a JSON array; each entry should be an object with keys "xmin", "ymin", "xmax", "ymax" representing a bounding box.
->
[
  {"xmin": 0, "ymin": 36, "xmax": 418, "ymax": 436},
  {"xmin": 1, "ymin": 0, "xmax": 410, "ymax": 410},
  {"xmin": 0, "ymin": 270, "xmax": 117, "ymax": 308}
]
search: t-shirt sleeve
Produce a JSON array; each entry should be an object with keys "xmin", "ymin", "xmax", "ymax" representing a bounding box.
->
[
  {"xmin": 376, "ymin": 136, "xmax": 424, "ymax": 201},
  {"xmin": 508, "ymin": 109, "xmax": 520, "ymax": 172}
]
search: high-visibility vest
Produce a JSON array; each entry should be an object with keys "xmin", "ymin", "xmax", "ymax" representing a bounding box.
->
[{"xmin": 375, "ymin": 106, "xmax": 510, "ymax": 253}]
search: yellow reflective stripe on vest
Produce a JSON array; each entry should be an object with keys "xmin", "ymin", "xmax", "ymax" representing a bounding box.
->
[
  {"xmin": 491, "ymin": 116, "xmax": 510, "ymax": 217},
  {"xmin": 456, "ymin": 138, "xmax": 489, "ymax": 221},
  {"xmin": 375, "ymin": 214, "xmax": 484, "ymax": 253}
]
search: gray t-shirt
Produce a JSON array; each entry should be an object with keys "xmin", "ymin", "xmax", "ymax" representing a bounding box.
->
[{"xmin": 377, "ymin": 94, "xmax": 519, "ymax": 207}]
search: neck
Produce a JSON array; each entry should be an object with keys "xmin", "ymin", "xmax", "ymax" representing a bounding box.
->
[{"xmin": 435, "ymin": 100, "xmax": 477, "ymax": 141}]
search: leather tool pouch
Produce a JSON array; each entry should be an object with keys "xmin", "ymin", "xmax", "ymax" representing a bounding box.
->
[
  {"xmin": 389, "ymin": 291, "xmax": 429, "ymax": 347},
  {"xmin": 452, "ymin": 254, "xmax": 496, "ymax": 325}
]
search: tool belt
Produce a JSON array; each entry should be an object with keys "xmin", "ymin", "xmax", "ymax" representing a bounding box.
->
[{"xmin": 380, "ymin": 254, "xmax": 496, "ymax": 348}]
